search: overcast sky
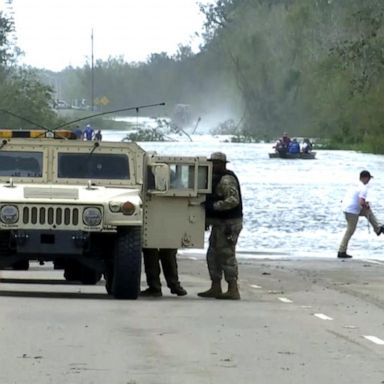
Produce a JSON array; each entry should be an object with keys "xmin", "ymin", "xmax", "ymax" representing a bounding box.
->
[{"xmin": 0, "ymin": 0, "xmax": 212, "ymax": 71}]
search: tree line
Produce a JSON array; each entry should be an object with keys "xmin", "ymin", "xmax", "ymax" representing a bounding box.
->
[
  {"xmin": 198, "ymin": 0, "xmax": 384, "ymax": 150},
  {"xmin": 1, "ymin": 1, "xmax": 384, "ymax": 152}
]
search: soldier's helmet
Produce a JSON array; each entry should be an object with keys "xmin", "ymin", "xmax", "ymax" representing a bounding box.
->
[{"xmin": 208, "ymin": 152, "xmax": 229, "ymax": 163}]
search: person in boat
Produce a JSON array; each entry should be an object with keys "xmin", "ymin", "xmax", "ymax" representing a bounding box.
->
[
  {"xmin": 302, "ymin": 138, "xmax": 313, "ymax": 153},
  {"xmin": 273, "ymin": 139, "xmax": 283, "ymax": 152},
  {"xmin": 281, "ymin": 132, "xmax": 291, "ymax": 148},
  {"xmin": 288, "ymin": 138, "xmax": 300, "ymax": 154},
  {"xmin": 275, "ymin": 132, "xmax": 291, "ymax": 155}
]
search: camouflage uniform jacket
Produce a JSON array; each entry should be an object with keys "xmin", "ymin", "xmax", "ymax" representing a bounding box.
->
[{"xmin": 206, "ymin": 170, "xmax": 243, "ymax": 225}]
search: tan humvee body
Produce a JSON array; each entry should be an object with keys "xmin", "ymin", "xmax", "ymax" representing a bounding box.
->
[{"xmin": 0, "ymin": 135, "xmax": 211, "ymax": 299}]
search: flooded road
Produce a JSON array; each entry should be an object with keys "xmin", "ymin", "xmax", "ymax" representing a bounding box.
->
[{"xmin": 104, "ymin": 131, "xmax": 384, "ymax": 260}]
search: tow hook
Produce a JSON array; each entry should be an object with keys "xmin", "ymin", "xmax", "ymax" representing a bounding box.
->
[
  {"xmin": 13, "ymin": 232, "xmax": 29, "ymax": 245},
  {"xmin": 72, "ymin": 232, "xmax": 88, "ymax": 248}
]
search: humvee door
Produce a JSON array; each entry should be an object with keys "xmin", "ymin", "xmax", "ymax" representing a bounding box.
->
[{"xmin": 143, "ymin": 156, "xmax": 211, "ymax": 249}]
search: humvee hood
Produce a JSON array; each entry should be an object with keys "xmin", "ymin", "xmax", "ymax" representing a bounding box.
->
[{"xmin": 1, "ymin": 184, "xmax": 142, "ymax": 205}]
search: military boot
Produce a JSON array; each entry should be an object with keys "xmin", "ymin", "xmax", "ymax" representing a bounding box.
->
[
  {"xmin": 197, "ymin": 281, "xmax": 222, "ymax": 298},
  {"xmin": 216, "ymin": 281, "xmax": 240, "ymax": 300},
  {"xmin": 170, "ymin": 284, "xmax": 188, "ymax": 296},
  {"xmin": 140, "ymin": 287, "xmax": 162, "ymax": 297}
]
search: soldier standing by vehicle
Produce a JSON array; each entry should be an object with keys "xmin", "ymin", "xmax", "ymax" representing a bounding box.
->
[
  {"xmin": 198, "ymin": 152, "xmax": 243, "ymax": 300},
  {"xmin": 141, "ymin": 248, "xmax": 187, "ymax": 297}
]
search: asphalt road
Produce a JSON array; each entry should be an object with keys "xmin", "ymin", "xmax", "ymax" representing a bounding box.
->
[{"xmin": 0, "ymin": 257, "xmax": 384, "ymax": 384}]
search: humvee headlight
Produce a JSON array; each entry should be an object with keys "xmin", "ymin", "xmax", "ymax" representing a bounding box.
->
[
  {"xmin": 0, "ymin": 205, "xmax": 19, "ymax": 224},
  {"xmin": 82, "ymin": 207, "xmax": 102, "ymax": 226},
  {"xmin": 109, "ymin": 201, "xmax": 121, "ymax": 213},
  {"xmin": 109, "ymin": 201, "xmax": 136, "ymax": 215},
  {"xmin": 121, "ymin": 201, "xmax": 135, "ymax": 216}
]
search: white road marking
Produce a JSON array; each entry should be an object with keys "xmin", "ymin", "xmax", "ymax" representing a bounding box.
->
[
  {"xmin": 250, "ymin": 284, "xmax": 262, "ymax": 289},
  {"xmin": 363, "ymin": 259, "xmax": 384, "ymax": 266},
  {"xmin": 364, "ymin": 336, "xmax": 384, "ymax": 345},
  {"xmin": 278, "ymin": 297, "xmax": 293, "ymax": 303},
  {"xmin": 314, "ymin": 313, "xmax": 333, "ymax": 321}
]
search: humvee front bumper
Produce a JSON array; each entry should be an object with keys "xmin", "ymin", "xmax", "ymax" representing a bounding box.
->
[{"xmin": 11, "ymin": 230, "xmax": 90, "ymax": 256}]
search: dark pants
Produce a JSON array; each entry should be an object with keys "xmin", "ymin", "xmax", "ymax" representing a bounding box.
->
[{"xmin": 142, "ymin": 248, "xmax": 181, "ymax": 291}]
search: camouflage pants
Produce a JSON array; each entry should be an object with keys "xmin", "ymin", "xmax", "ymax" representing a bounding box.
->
[
  {"xmin": 142, "ymin": 248, "xmax": 181, "ymax": 291},
  {"xmin": 206, "ymin": 219, "xmax": 243, "ymax": 283}
]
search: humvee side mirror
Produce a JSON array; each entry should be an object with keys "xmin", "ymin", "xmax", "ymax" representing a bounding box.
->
[{"xmin": 151, "ymin": 164, "xmax": 169, "ymax": 192}]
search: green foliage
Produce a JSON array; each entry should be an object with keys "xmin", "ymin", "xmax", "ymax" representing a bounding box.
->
[
  {"xmin": 0, "ymin": 67, "xmax": 62, "ymax": 129},
  {"xmin": 124, "ymin": 128, "xmax": 165, "ymax": 142},
  {"xmin": 0, "ymin": 10, "xmax": 61, "ymax": 130},
  {"xmin": 0, "ymin": 10, "xmax": 19, "ymax": 66},
  {"xmin": 229, "ymin": 134, "xmax": 259, "ymax": 143},
  {"xmin": 210, "ymin": 118, "xmax": 237, "ymax": 135}
]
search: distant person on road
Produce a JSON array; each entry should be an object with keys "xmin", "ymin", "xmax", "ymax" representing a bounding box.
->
[
  {"xmin": 94, "ymin": 129, "xmax": 102, "ymax": 141},
  {"xmin": 338, "ymin": 170, "xmax": 384, "ymax": 259},
  {"xmin": 140, "ymin": 248, "xmax": 187, "ymax": 297},
  {"xmin": 198, "ymin": 152, "xmax": 243, "ymax": 300},
  {"xmin": 83, "ymin": 124, "xmax": 94, "ymax": 141},
  {"xmin": 73, "ymin": 125, "xmax": 83, "ymax": 139}
]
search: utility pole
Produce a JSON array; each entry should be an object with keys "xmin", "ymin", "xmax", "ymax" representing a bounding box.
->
[
  {"xmin": 91, "ymin": 28, "xmax": 94, "ymax": 112},
  {"xmin": 5, "ymin": 0, "xmax": 17, "ymax": 50}
]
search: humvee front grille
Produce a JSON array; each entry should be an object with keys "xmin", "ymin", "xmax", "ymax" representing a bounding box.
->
[{"xmin": 22, "ymin": 206, "xmax": 80, "ymax": 226}]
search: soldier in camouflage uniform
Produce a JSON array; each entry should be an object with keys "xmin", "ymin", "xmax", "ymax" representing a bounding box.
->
[
  {"xmin": 141, "ymin": 248, "xmax": 187, "ymax": 297},
  {"xmin": 198, "ymin": 152, "xmax": 243, "ymax": 300}
]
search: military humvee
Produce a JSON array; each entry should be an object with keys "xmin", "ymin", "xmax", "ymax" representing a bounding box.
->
[{"xmin": 0, "ymin": 129, "xmax": 211, "ymax": 299}]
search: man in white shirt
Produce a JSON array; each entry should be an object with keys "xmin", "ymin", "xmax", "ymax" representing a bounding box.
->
[{"xmin": 338, "ymin": 170, "xmax": 384, "ymax": 258}]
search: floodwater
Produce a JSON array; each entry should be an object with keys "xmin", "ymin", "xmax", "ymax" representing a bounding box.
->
[{"xmin": 103, "ymin": 130, "xmax": 384, "ymax": 260}]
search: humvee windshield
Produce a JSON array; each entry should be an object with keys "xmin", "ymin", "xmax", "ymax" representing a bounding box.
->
[
  {"xmin": 58, "ymin": 153, "xmax": 130, "ymax": 179},
  {"xmin": 0, "ymin": 151, "xmax": 43, "ymax": 177}
]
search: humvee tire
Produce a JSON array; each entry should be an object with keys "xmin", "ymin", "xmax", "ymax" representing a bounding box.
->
[
  {"xmin": 64, "ymin": 260, "xmax": 82, "ymax": 281},
  {"xmin": 79, "ymin": 235, "xmax": 104, "ymax": 285},
  {"xmin": 80, "ymin": 265, "xmax": 102, "ymax": 285},
  {"xmin": 104, "ymin": 259, "xmax": 113, "ymax": 295},
  {"xmin": 12, "ymin": 260, "xmax": 30, "ymax": 271},
  {"xmin": 53, "ymin": 259, "xmax": 65, "ymax": 270},
  {"xmin": 64, "ymin": 260, "xmax": 102, "ymax": 285},
  {"xmin": 111, "ymin": 226, "xmax": 142, "ymax": 299},
  {"xmin": 0, "ymin": 231, "xmax": 15, "ymax": 269}
]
